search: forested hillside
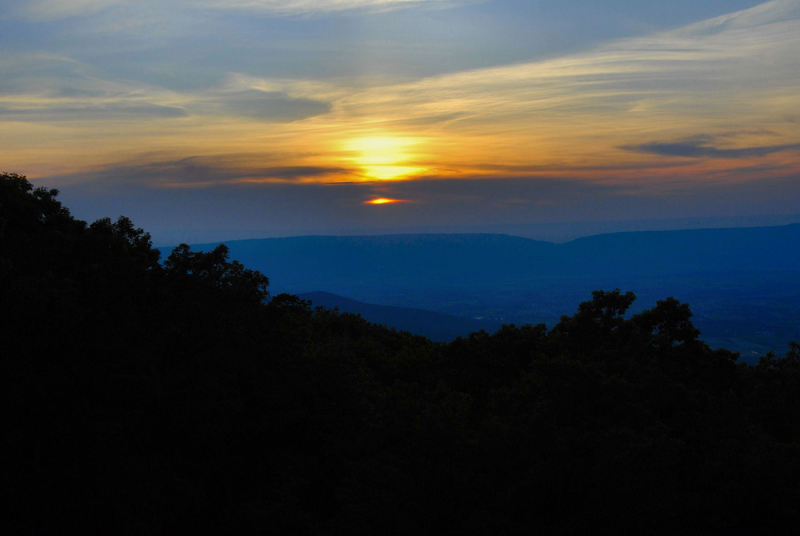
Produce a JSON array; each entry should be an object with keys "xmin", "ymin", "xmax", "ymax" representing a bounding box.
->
[
  {"xmin": 177, "ymin": 227, "xmax": 800, "ymax": 357},
  {"xmin": 3, "ymin": 172, "xmax": 800, "ymax": 534}
]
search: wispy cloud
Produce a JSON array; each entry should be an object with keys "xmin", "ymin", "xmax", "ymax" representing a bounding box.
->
[
  {"xmin": 196, "ymin": 89, "xmax": 331, "ymax": 122},
  {"xmin": 199, "ymin": 0, "xmax": 470, "ymax": 15},
  {"xmin": 5, "ymin": 0, "xmax": 121, "ymax": 20},
  {"xmin": 623, "ymin": 136, "xmax": 800, "ymax": 159},
  {"xmin": 54, "ymin": 156, "xmax": 355, "ymax": 189},
  {"xmin": 0, "ymin": 102, "xmax": 186, "ymax": 121},
  {"xmin": 5, "ymin": 0, "xmax": 470, "ymax": 21}
]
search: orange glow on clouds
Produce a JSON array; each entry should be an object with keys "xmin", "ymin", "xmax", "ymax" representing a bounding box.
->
[{"xmin": 365, "ymin": 197, "xmax": 405, "ymax": 205}]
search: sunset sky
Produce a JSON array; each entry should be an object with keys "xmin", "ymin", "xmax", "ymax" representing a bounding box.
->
[{"xmin": 2, "ymin": 0, "xmax": 799, "ymax": 243}]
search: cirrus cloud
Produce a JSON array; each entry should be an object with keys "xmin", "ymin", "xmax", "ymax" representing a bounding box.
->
[{"xmin": 199, "ymin": 0, "xmax": 472, "ymax": 15}]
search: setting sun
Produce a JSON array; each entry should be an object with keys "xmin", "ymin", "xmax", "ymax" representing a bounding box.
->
[{"xmin": 344, "ymin": 136, "xmax": 425, "ymax": 180}]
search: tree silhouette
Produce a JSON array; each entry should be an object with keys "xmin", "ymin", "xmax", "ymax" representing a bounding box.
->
[{"xmin": 165, "ymin": 243, "xmax": 269, "ymax": 304}]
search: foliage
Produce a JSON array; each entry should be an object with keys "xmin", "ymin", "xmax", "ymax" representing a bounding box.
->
[{"xmin": 3, "ymin": 172, "xmax": 800, "ymax": 534}]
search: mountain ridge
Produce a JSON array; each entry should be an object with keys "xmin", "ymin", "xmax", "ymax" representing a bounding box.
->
[
  {"xmin": 157, "ymin": 223, "xmax": 800, "ymax": 356},
  {"xmin": 163, "ymin": 223, "xmax": 800, "ymax": 289}
]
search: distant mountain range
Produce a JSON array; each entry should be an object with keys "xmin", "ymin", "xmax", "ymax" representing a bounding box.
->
[
  {"xmin": 160, "ymin": 224, "xmax": 800, "ymax": 359},
  {"xmin": 165, "ymin": 224, "xmax": 800, "ymax": 288}
]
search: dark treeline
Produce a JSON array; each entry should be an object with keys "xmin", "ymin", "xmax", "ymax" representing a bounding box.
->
[{"xmin": 3, "ymin": 172, "xmax": 800, "ymax": 534}]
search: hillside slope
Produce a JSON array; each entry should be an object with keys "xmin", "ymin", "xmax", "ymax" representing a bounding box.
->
[{"xmin": 299, "ymin": 291, "xmax": 501, "ymax": 341}]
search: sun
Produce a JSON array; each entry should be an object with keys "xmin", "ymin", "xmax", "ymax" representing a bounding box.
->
[
  {"xmin": 365, "ymin": 197, "xmax": 406, "ymax": 205},
  {"xmin": 344, "ymin": 136, "xmax": 425, "ymax": 180}
]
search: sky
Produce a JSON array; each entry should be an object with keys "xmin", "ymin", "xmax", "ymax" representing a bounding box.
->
[{"xmin": 2, "ymin": 0, "xmax": 799, "ymax": 244}]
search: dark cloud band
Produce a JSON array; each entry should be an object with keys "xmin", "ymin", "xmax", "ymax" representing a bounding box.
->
[{"xmin": 622, "ymin": 137, "xmax": 800, "ymax": 159}]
